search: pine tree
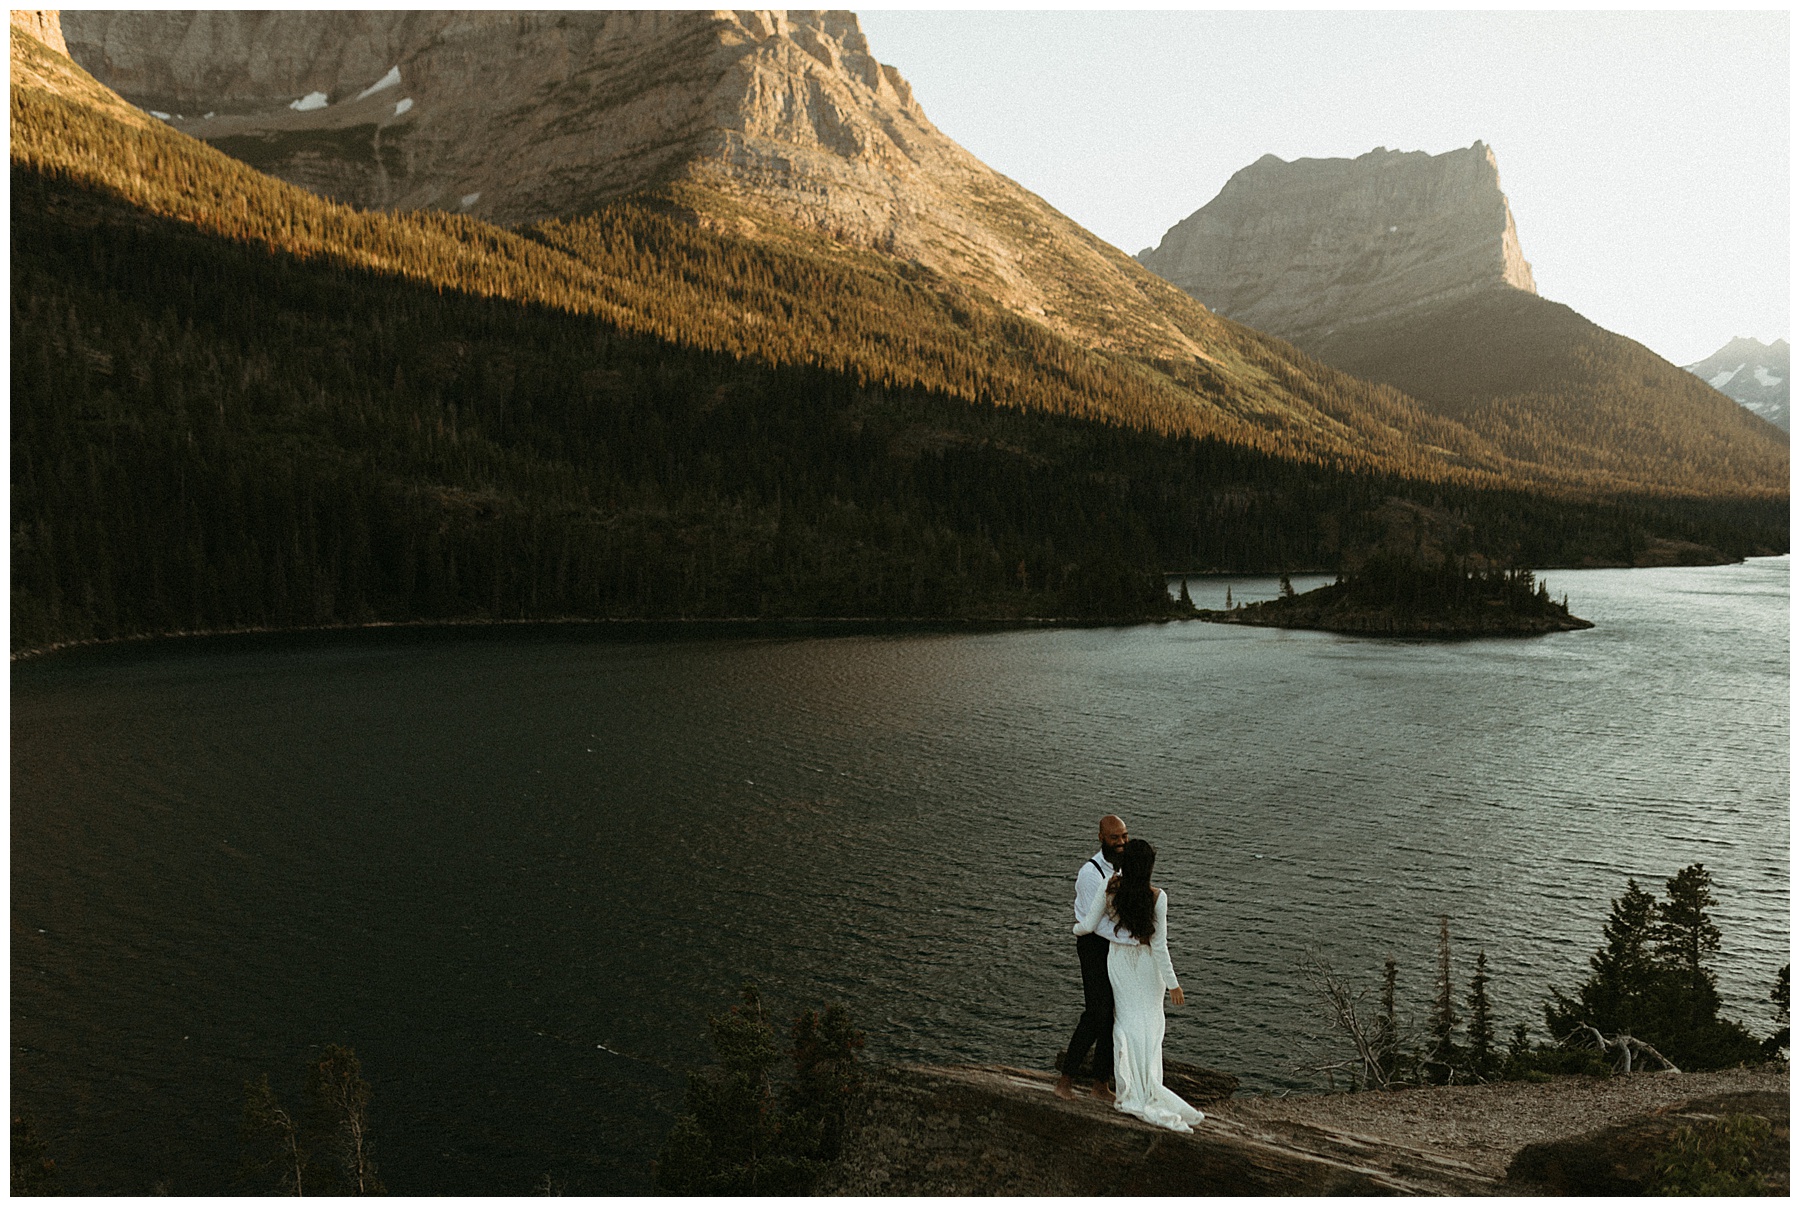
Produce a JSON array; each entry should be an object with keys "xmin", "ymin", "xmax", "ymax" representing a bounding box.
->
[
  {"xmin": 1764, "ymin": 965, "xmax": 1790, "ymax": 1059},
  {"xmin": 1545, "ymin": 878, "xmax": 1659, "ymax": 1039},
  {"xmin": 1465, "ymin": 949, "xmax": 1497, "ymax": 1082},
  {"xmin": 784, "ymin": 1003, "xmax": 866, "ymax": 1161},
  {"xmin": 1504, "ymin": 1023, "xmax": 1532, "ymax": 1078},
  {"xmin": 1654, "ymin": 863, "xmax": 1724, "ymax": 1029},
  {"xmin": 656, "ymin": 984, "xmax": 863, "ymax": 1195},
  {"xmin": 1375, "ymin": 955, "xmax": 1399, "ymax": 1084},
  {"xmin": 656, "ymin": 984, "xmax": 808, "ymax": 1195},
  {"xmin": 1426, "ymin": 915, "xmax": 1462, "ymax": 1084},
  {"xmin": 1549, "ymin": 868, "xmax": 1760, "ymax": 1071}
]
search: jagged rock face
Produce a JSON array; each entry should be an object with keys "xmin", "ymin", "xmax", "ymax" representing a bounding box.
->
[
  {"xmin": 1138, "ymin": 143, "xmax": 1536, "ymax": 344},
  {"xmin": 60, "ymin": 11, "xmax": 924, "ymax": 226},
  {"xmin": 60, "ymin": 10, "xmax": 1211, "ymax": 361},
  {"xmin": 10, "ymin": 9, "xmax": 68, "ymax": 56},
  {"xmin": 1685, "ymin": 336, "xmax": 1789, "ymax": 431}
]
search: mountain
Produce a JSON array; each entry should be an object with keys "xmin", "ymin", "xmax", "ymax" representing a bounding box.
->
[
  {"xmin": 58, "ymin": 9, "xmax": 1773, "ymax": 498},
  {"xmin": 1140, "ymin": 143, "xmax": 1537, "ymax": 345},
  {"xmin": 55, "ymin": 10, "xmax": 1356, "ymax": 396},
  {"xmin": 1685, "ymin": 337, "xmax": 1789, "ymax": 431},
  {"xmin": 1139, "ymin": 144, "xmax": 1788, "ymax": 496},
  {"xmin": 11, "ymin": 6, "xmax": 64, "ymax": 54},
  {"xmin": 49, "ymin": 9, "xmax": 1534, "ymax": 483},
  {"xmin": 9, "ymin": 13, "xmax": 1787, "ymax": 652}
]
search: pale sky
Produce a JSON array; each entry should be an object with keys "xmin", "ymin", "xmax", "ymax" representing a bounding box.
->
[{"xmin": 857, "ymin": 9, "xmax": 1789, "ymax": 367}]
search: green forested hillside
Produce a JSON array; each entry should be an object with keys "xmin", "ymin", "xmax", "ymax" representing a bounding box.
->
[{"xmin": 8, "ymin": 29, "xmax": 1788, "ymax": 652}]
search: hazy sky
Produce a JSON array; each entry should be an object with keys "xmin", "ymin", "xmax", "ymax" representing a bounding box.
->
[{"xmin": 857, "ymin": 9, "xmax": 1788, "ymax": 367}]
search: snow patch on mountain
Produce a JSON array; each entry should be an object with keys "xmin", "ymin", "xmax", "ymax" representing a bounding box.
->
[
  {"xmin": 356, "ymin": 66, "xmax": 400, "ymax": 101},
  {"xmin": 1685, "ymin": 338, "xmax": 1788, "ymax": 431},
  {"xmin": 289, "ymin": 91, "xmax": 328, "ymax": 112}
]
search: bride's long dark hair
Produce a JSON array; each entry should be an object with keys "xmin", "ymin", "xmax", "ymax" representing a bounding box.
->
[{"xmin": 1110, "ymin": 838, "xmax": 1157, "ymax": 942}]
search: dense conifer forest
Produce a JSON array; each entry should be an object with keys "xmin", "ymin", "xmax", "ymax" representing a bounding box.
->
[{"xmin": 8, "ymin": 30, "xmax": 1789, "ymax": 652}]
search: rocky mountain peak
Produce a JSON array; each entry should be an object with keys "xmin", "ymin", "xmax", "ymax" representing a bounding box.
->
[
  {"xmin": 1137, "ymin": 142, "xmax": 1536, "ymax": 343},
  {"xmin": 59, "ymin": 9, "xmax": 1223, "ymax": 362},
  {"xmin": 59, "ymin": 10, "xmax": 934, "ymax": 224},
  {"xmin": 10, "ymin": 9, "xmax": 68, "ymax": 57},
  {"xmin": 1685, "ymin": 335, "xmax": 1789, "ymax": 431}
]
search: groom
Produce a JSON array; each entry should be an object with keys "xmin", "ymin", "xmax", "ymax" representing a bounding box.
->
[{"xmin": 1055, "ymin": 813, "xmax": 1129, "ymax": 1102}]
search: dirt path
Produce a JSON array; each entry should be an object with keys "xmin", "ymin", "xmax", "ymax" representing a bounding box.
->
[{"xmin": 1212, "ymin": 1065, "xmax": 1788, "ymax": 1178}]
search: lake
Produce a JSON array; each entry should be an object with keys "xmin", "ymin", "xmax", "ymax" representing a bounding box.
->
[{"xmin": 11, "ymin": 557, "xmax": 1788, "ymax": 1193}]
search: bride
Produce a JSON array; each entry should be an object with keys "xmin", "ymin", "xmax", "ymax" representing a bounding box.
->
[{"xmin": 1073, "ymin": 838, "xmax": 1205, "ymax": 1132}]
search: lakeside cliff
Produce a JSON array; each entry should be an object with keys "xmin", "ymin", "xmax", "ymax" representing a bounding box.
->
[{"xmin": 820, "ymin": 1062, "xmax": 1787, "ymax": 1195}]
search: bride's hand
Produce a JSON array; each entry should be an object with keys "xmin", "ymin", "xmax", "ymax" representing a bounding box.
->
[{"xmin": 1169, "ymin": 987, "xmax": 1186, "ymax": 1007}]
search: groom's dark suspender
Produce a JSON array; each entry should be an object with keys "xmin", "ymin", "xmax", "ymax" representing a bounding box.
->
[{"xmin": 1089, "ymin": 857, "xmax": 1108, "ymax": 878}]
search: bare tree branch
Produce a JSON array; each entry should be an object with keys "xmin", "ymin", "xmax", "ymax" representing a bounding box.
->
[
  {"xmin": 1562, "ymin": 1022, "xmax": 1682, "ymax": 1075},
  {"xmin": 1300, "ymin": 953, "xmax": 1408, "ymax": 1091}
]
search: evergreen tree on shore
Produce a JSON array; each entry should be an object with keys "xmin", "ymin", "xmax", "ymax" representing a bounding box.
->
[
  {"xmin": 1546, "ymin": 879, "xmax": 1660, "ymax": 1039},
  {"xmin": 655, "ymin": 985, "xmax": 865, "ymax": 1194},
  {"xmin": 1546, "ymin": 864, "xmax": 1761, "ymax": 1070},
  {"xmin": 1466, "ymin": 950, "xmax": 1497, "ymax": 1082},
  {"xmin": 1763, "ymin": 965, "xmax": 1789, "ymax": 1059},
  {"xmin": 1376, "ymin": 956, "xmax": 1399, "ymax": 1084},
  {"xmin": 1655, "ymin": 864, "xmax": 1724, "ymax": 1030},
  {"xmin": 1425, "ymin": 916, "xmax": 1462, "ymax": 1083}
]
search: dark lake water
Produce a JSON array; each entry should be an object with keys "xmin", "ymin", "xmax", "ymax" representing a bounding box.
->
[{"xmin": 12, "ymin": 558, "xmax": 1788, "ymax": 1194}]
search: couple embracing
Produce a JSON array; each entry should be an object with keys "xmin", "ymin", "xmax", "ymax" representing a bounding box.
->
[{"xmin": 1053, "ymin": 814, "xmax": 1205, "ymax": 1133}]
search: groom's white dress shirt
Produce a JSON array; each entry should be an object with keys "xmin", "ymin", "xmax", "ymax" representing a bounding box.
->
[{"xmin": 1072, "ymin": 849, "xmax": 1135, "ymax": 944}]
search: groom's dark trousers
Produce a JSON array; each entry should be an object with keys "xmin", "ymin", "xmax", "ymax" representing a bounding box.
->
[{"xmin": 1066, "ymin": 932, "xmax": 1115, "ymax": 1081}]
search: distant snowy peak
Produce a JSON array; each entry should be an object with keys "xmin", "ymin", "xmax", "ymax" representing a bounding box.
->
[{"xmin": 1685, "ymin": 337, "xmax": 1789, "ymax": 431}]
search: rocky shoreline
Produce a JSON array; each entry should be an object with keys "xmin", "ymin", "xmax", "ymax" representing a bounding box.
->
[{"xmin": 819, "ymin": 1062, "xmax": 1787, "ymax": 1195}]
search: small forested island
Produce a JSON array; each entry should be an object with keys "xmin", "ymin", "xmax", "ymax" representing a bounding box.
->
[{"xmin": 1195, "ymin": 557, "xmax": 1594, "ymax": 636}]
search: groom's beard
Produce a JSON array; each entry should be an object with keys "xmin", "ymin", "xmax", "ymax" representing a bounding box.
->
[{"xmin": 1103, "ymin": 843, "xmax": 1126, "ymax": 866}]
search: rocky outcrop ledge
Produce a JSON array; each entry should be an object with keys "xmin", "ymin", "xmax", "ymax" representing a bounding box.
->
[
  {"xmin": 819, "ymin": 1063, "xmax": 1492, "ymax": 1194},
  {"xmin": 819, "ymin": 1063, "xmax": 1787, "ymax": 1195}
]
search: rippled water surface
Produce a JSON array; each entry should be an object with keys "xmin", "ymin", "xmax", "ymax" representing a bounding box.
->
[{"xmin": 12, "ymin": 558, "xmax": 1788, "ymax": 1193}]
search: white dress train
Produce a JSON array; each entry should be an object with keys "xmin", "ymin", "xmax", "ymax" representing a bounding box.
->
[{"xmin": 1075, "ymin": 887, "xmax": 1205, "ymax": 1132}]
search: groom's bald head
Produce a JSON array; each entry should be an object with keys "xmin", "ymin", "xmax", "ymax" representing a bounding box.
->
[{"xmin": 1098, "ymin": 814, "xmax": 1128, "ymax": 860}]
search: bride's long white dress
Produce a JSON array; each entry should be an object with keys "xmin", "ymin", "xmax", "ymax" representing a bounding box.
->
[{"xmin": 1074, "ymin": 888, "xmax": 1205, "ymax": 1132}]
